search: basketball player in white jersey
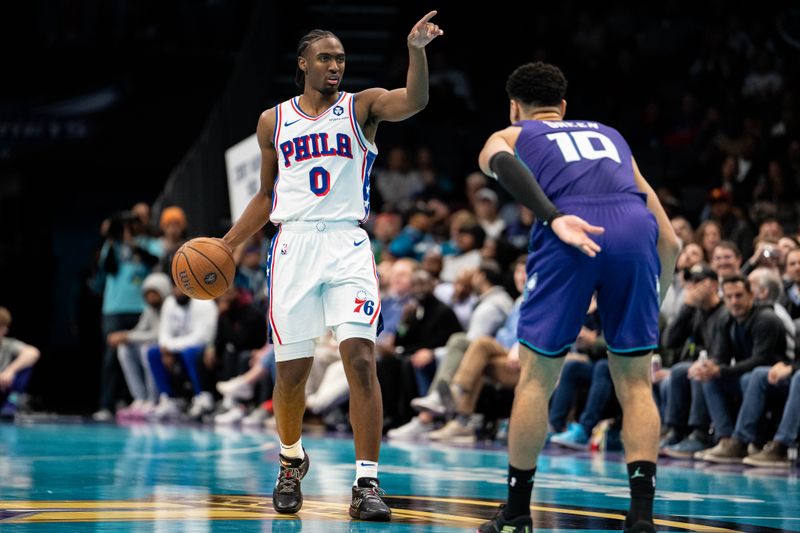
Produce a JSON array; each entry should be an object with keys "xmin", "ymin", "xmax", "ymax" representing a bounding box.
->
[{"xmin": 219, "ymin": 11, "xmax": 443, "ymax": 521}]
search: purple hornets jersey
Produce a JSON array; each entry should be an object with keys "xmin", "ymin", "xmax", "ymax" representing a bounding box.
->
[
  {"xmin": 514, "ymin": 120, "xmax": 638, "ymax": 201},
  {"xmin": 513, "ymin": 119, "xmax": 660, "ymax": 357}
]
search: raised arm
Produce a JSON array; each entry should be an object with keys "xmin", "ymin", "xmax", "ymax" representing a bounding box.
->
[
  {"xmin": 221, "ymin": 109, "xmax": 278, "ymax": 251},
  {"xmin": 359, "ymin": 11, "xmax": 443, "ymax": 126},
  {"xmin": 478, "ymin": 128, "xmax": 604, "ymax": 257},
  {"xmin": 631, "ymin": 157, "xmax": 680, "ymax": 302}
]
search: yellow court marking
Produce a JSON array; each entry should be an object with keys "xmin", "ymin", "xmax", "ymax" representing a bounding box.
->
[
  {"xmin": 0, "ymin": 496, "xmax": 744, "ymax": 531},
  {"xmin": 391, "ymin": 495, "xmax": 744, "ymax": 533}
]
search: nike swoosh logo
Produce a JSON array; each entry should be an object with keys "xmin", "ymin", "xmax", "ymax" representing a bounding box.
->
[
  {"xmin": 359, "ymin": 462, "xmax": 374, "ymax": 466},
  {"xmin": 354, "ymin": 238, "xmax": 368, "ymax": 247},
  {"xmin": 284, "ymin": 119, "xmax": 301, "ymax": 127}
]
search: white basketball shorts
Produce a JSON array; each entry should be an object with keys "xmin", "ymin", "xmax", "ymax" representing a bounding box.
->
[{"xmin": 266, "ymin": 220, "xmax": 382, "ymax": 352}]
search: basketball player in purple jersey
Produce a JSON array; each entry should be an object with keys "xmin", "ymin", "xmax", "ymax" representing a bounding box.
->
[
  {"xmin": 218, "ymin": 12, "xmax": 443, "ymax": 522},
  {"xmin": 476, "ymin": 63, "xmax": 680, "ymax": 533}
]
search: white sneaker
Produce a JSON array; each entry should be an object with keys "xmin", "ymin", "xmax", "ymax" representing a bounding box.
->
[
  {"xmin": 387, "ymin": 416, "xmax": 434, "ymax": 440},
  {"xmin": 188, "ymin": 392, "xmax": 215, "ymax": 419},
  {"xmin": 92, "ymin": 409, "xmax": 114, "ymax": 422},
  {"xmin": 242, "ymin": 407, "xmax": 269, "ymax": 427},
  {"xmin": 214, "ymin": 405, "xmax": 246, "ymax": 425},
  {"xmin": 428, "ymin": 419, "xmax": 476, "ymax": 443},
  {"xmin": 132, "ymin": 401, "xmax": 156, "ymax": 419},
  {"xmin": 216, "ymin": 377, "xmax": 254, "ymax": 401},
  {"xmin": 153, "ymin": 394, "xmax": 182, "ymax": 420},
  {"xmin": 410, "ymin": 391, "xmax": 446, "ymax": 415}
]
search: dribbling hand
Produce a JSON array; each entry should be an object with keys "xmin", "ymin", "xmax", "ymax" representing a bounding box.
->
[
  {"xmin": 550, "ymin": 215, "xmax": 605, "ymax": 257},
  {"xmin": 408, "ymin": 11, "xmax": 444, "ymax": 48}
]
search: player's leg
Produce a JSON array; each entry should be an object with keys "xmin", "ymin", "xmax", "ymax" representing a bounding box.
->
[
  {"xmin": 596, "ymin": 198, "xmax": 661, "ymax": 533},
  {"xmin": 480, "ymin": 233, "xmax": 596, "ymax": 533},
  {"xmin": 336, "ymin": 325, "xmax": 391, "ymax": 521},
  {"xmin": 323, "ymin": 227, "xmax": 390, "ymax": 521},
  {"xmin": 271, "ymin": 342, "xmax": 315, "ymax": 514},
  {"xmin": 339, "ymin": 336, "xmax": 382, "ymax": 462},
  {"xmin": 608, "ymin": 353, "xmax": 659, "ymax": 533},
  {"xmin": 274, "ymin": 351, "xmax": 315, "ymax": 452},
  {"xmin": 267, "ymin": 228, "xmax": 326, "ymax": 514}
]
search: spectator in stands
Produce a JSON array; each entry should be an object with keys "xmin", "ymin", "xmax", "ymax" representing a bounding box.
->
[
  {"xmin": 380, "ymin": 268, "xmax": 462, "ymax": 430},
  {"xmin": 370, "ymin": 212, "xmax": 402, "ymax": 263},
  {"xmin": 739, "ymin": 359, "xmax": 800, "ymax": 468},
  {"xmin": 742, "ymin": 239, "xmax": 782, "ymax": 276},
  {"xmin": 708, "ymin": 187, "xmax": 755, "ymax": 259},
  {"xmin": 660, "ymin": 264, "xmax": 725, "ymax": 458},
  {"xmin": 389, "ymin": 206, "xmax": 436, "ymax": 261},
  {"xmin": 547, "ymin": 313, "xmax": 617, "ymax": 451},
  {"xmin": 421, "ymin": 248, "xmax": 443, "ymax": 280},
  {"xmin": 94, "ymin": 210, "xmax": 163, "ymax": 421},
  {"xmin": 440, "ymin": 210, "xmax": 477, "ymax": 256},
  {"xmin": 777, "ymin": 236, "xmax": 799, "ymax": 271},
  {"xmin": 0, "ymin": 307, "xmax": 40, "ymax": 418},
  {"xmin": 376, "ymin": 259, "xmax": 417, "ymax": 358},
  {"xmin": 696, "ymin": 220, "xmax": 723, "ymax": 262},
  {"xmin": 391, "ymin": 260, "xmax": 513, "ymax": 436},
  {"xmin": 234, "ymin": 242, "xmax": 268, "ymax": 312},
  {"xmin": 212, "ymin": 286, "xmax": 268, "ymax": 384},
  {"xmin": 425, "ymin": 257, "xmax": 529, "ymax": 443},
  {"xmin": 504, "ymin": 205, "xmax": 534, "ymax": 252},
  {"xmin": 215, "ymin": 344, "xmax": 275, "ymax": 426},
  {"xmin": 757, "ymin": 218, "xmax": 784, "ymax": 242},
  {"xmin": 670, "ymin": 216, "xmax": 695, "ymax": 246},
  {"xmin": 109, "ymin": 272, "xmax": 172, "ymax": 419},
  {"xmin": 661, "ymin": 242, "xmax": 705, "ymax": 327},
  {"xmin": 157, "ymin": 206, "xmax": 188, "ymax": 274},
  {"xmin": 464, "ymin": 172, "xmax": 489, "ymax": 210},
  {"xmin": 748, "ymin": 268, "xmax": 795, "ymax": 359},
  {"xmin": 434, "ymin": 266, "xmax": 477, "ymax": 330},
  {"xmin": 694, "ymin": 274, "xmax": 786, "ymax": 463},
  {"xmin": 148, "ymin": 283, "xmax": 218, "ymax": 420},
  {"xmin": 131, "ymin": 202, "xmax": 153, "ymax": 235},
  {"xmin": 474, "ymin": 188, "xmax": 506, "ymax": 240},
  {"xmin": 710, "ymin": 241, "xmax": 743, "ymax": 279},
  {"xmin": 374, "ymin": 147, "xmax": 423, "ymax": 211},
  {"xmin": 440, "ymin": 222, "xmax": 485, "ymax": 283},
  {"xmin": 780, "ymin": 248, "xmax": 800, "ymax": 321}
]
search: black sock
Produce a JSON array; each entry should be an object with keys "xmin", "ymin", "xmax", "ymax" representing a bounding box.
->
[
  {"xmin": 626, "ymin": 461, "xmax": 656, "ymax": 527},
  {"xmin": 503, "ymin": 464, "xmax": 535, "ymax": 519}
]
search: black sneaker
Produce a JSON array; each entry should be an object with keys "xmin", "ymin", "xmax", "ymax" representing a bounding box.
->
[
  {"xmin": 272, "ymin": 452, "xmax": 310, "ymax": 514},
  {"xmin": 349, "ymin": 477, "xmax": 391, "ymax": 521},
  {"xmin": 624, "ymin": 520, "xmax": 656, "ymax": 532},
  {"xmin": 477, "ymin": 505, "xmax": 532, "ymax": 532}
]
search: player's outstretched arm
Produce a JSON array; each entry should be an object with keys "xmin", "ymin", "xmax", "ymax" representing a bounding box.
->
[
  {"xmin": 221, "ymin": 109, "xmax": 278, "ymax": 252},
  {"xmin": 479, "ymin": 130, "xmax": 604, "ymax": 258},
  {"xmin": 632, "ymin": 157, "xmax": 680, "ymax": 302},
  {"xmin": 362, "ymin": 11, "xmax": 443, "ymax": 123}
]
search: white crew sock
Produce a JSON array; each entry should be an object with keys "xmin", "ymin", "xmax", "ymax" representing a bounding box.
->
[
  {"xmin": 355, "ymin": 460, "xmax": 378, "ymax": 485},
  {"xmin": 279, "ymin": 438, "xmax": 304, "ymax": 460}
]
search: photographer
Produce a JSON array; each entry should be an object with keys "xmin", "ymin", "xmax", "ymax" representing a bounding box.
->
[{"xmin": 93, "ymin": 210, "xmax": 163, "ymax": 421}]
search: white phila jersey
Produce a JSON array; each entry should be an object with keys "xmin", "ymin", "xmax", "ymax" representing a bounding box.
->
[{"xmin": 270, "ymin": 91, "xmax": 378, "ymax": 224}]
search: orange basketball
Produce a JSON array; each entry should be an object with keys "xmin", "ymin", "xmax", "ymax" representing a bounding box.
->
[{"xmin": 171, "ymin": 237, "xmax": 235, "ymax": 300}]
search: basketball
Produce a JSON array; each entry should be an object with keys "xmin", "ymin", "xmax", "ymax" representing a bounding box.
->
[{"xmin": 171, "ymin": 237, "xmax": 235, "ymax": 300}]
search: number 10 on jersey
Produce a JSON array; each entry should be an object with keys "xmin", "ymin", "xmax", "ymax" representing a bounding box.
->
[{"xmin": 546, "ymin": 131, "xmax": 621, "ymax": 164}]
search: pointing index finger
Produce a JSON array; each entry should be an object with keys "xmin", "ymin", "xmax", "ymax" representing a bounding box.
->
[{"xmin": 417, "ymin": 10, "xmax": 437, "ymax": 26}]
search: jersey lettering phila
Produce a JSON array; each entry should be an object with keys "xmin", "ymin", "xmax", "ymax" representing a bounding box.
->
[{"xmin": 271, "ymin": 91, "xmax": 378, "ymax": 224}]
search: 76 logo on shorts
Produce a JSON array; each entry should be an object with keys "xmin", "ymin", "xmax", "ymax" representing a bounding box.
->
[{"xmin": 354, "ymin": 290, "xmax": 375, "ymax": 316}]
